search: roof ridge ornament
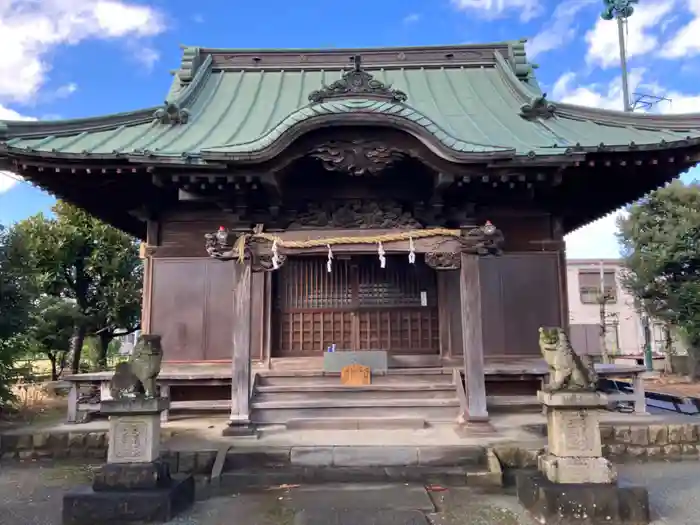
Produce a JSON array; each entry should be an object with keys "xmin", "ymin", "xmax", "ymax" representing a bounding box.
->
[
  {"xmin": 308, "ymin": 55, "xmax": 408, "ymax": 104},
  {"xmin": 153, "ymin": 101, "xmax": 190, "ymax": 125},
  {"xmin": 519, "ymin": 93, "xmax": 556, "ymax": 120}
]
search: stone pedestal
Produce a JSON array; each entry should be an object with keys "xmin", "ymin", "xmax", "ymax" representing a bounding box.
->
[
  {"xmin": 538, "ymin": 391, "xmax": 616, "ymax": 485},
  {"xmin": 62, "ymin": 398, "xmax": 194, "ymax": 525},
  {"xmin": 517, "ymin": 391, "xmax": 650, "ymax": 524}
]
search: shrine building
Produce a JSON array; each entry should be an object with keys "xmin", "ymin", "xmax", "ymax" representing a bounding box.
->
[{"xmin": 2, "ymin": 42, "xmax": 698, "ymax": 432}]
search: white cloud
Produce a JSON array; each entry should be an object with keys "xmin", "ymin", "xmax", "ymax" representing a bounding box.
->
[
  {"xmin": 451, "ymin": 0, "xmax": 541, "ymax": 22},
  {"xmin": 402, "ymin": 13, "xmax": 421, "ymax": 24},
  {"xmin": 0, "ymin": 106, "xmax": 35, "ymax": 193},
  {"xmin": 552, "ymin": 69, "xmax": 700, "ymax": 113},
  {"xmin": 527, "ymin": 0, "xmax": 596, "ymax": 58},
  {"xmin": 661, "ymin": 0, "xmax": 700, "ymax": 58},
  {"xmin": 551, "ymin": 68, "xmax": 646, "ymax": 111},
  {"xmin": 0, "ymin": 0, "xmax": 165, "ymax": 194},
  {"xmin": 0, "ymin": 0, "xmax": 165, "ymax": 104},
  {"xmin": 585, "ymin": 0, "xmax": 675, "ymax": 69},
  {"xmin": 134, "ymin": 47, "xmax": 160, "ymax": 71}
]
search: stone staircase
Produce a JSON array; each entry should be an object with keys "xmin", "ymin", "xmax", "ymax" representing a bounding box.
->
[{"xmin": 250, "ymin": 368, "xmax": 460, "ymax": 428}]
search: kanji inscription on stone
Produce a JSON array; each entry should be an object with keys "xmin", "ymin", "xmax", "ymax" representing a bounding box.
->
[
  {"xmin": 563, "ymin": 411, "xmax": 592, "ymax": 453},
  {"xmin": 113, "ymin": 420, "xmax": 147, "ymax": 460},
  {"xmin": 341, "ymin": 364, "xmax": 371, "ymax": 386}
]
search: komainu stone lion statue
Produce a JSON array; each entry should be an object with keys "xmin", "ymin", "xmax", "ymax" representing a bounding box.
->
[
  {"xmin": 109, "ymin": 334, "xmax": 164, "ymax": 399},
  {"xmin": 539, "ymin": 327, "xmax": 598, "ymax": 393}
]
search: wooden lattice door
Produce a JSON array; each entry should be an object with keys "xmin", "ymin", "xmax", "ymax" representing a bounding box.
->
[{"xmin": 274, "ymin": 255, "xmax": 439, "ymax": 356}]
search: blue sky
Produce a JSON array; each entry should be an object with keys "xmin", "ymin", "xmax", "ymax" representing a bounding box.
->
[{"xmin": 0, "ymin": 0, "xmax": 699, "ymax": 258}]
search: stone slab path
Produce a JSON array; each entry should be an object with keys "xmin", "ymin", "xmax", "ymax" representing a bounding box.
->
[{"xmin": 1, "ymin": 459, "xmax": 699, "ymax": 524}]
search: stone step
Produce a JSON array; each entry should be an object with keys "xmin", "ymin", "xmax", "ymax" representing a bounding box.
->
[
  {"xmin": 221, "ymin": 444, "xmax": 488, "ymax": 469},
  {"xmin": 210, "ymin": 445, "xmax": 500, "ymax": 494},
  {"xmin": 252, "ymin": 397, "xmax": 459, "ymax": 410},
  {"xmin": 250, "ymin": 403, "xmax": 459, "ymax": 425},
  {"xmin": 257, "ymin": 371, "xmax": 454, "ymax": 387},
  {"xmin": 212, "ymin": 466, "xmax": 500, "ymax": 495},
  {"xmin": 285, "ymin": 416, "xmax": 427, "ymax": 430},
  {"xmin": 254, "ymin": 384, "xmax": 456, "ymax": 402}
]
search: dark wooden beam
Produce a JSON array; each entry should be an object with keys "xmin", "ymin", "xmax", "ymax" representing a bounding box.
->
[
  {"xmin": 224, "ymin": 261, "xmax": 256, "ymax": 436},
  {"xmin": 459, "ymin": 253, "xmax": 488, "ymax": 422}
]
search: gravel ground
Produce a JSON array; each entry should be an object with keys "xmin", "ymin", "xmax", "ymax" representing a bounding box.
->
[{"xmin": 0, "ymin": 459, "xmax": 697, "ymax": 524}]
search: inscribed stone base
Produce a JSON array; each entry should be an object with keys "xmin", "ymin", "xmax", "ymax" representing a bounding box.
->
[
  {"xmin": 546, "ymin": 407, "xmax": 603, "ymax": 458},
  {"xmin": 108, "ymin": 414, "xmax": 160, "ymax": 464},
  {"xmin": 62, "ymin": 474, "xmax": 194, "ymax": 525},
  {"xmin": 538, "ymin": 454, "xmax": 617, "ymax": 484},
  {"xmin": 92, "ymin": 460, "xmax": 170, "ymax": 491},
  {"xmin": 516, "ymin": 471, "xmax": 650, "ymax": 525},
  {"xmin": 539, "ymin": 390, "xmax": 607, "ymax": 459}
]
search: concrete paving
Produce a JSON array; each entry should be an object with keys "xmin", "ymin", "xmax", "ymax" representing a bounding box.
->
[
  {"xmin": 4, "ymin": 411, "xmax": 692, "ymax": 451},
  {"xmin": 0, "ymin": 459, "xmax": 699, "ymax": 524}
]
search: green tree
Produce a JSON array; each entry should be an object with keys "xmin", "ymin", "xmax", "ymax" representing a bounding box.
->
[
  {"xmin": 618, "ymin": 180, "xmax": 700, "ymax": 378},
  {"xmin": 10, "ymin": 202, "xmax": 142, "ymax": 373},
  {"xmin": 0, "ymin": 224, "xmax": 32, "ymax": 403},
  {"xmin": 23, "ymin": 297, "xmax": 86, "ymax": 381}
]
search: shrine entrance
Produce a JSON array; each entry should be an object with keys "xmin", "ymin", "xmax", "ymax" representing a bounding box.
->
[{"xmin": 273, "ymin": 254, "xmax": 439, "ymax": 357}]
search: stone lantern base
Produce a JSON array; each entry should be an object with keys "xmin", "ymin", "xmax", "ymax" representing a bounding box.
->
[
  {"xmin": 62, "ymin": 398, "xmax": 194, "ymax": 525},
  {"xmin": 516, "ymin": 391, "xmax": 650, "ymax": 524}
]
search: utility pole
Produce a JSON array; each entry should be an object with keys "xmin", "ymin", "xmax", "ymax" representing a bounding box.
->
[
  {"xmin": 601, "ymin": 0, "xmax": 638, "ymax": 112},
  {"xmin": 598, "ymin": 261, "xmax": 611, "ymax": 364}
]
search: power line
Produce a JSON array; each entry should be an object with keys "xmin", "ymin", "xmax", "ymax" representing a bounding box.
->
[{"xmin": 631, "ymin": 93, "xmax": 672, "ymax": 112}]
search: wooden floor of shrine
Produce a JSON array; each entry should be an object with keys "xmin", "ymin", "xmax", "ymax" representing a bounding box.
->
[
  {"xmin": 67, "ymin": 356, "xmax": 559, "ymax": 382},
  {"xmin": 65, "ymin": 355, "xmax": 649, "ymax": 383}
]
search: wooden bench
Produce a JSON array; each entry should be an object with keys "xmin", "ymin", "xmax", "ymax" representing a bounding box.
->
[
  {"xmin": 596, "ymin": 363, "xmax": 648, "ymax": 415},
  {"xmin": 482, "ymin": 359, "xmax": 648, "ymax": 415},
  {"xmin": 62, "ymin": 363, "xmax": 234, "ymax": 423}
]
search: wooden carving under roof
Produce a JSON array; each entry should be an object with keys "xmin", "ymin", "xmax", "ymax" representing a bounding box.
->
[
  {"xmin": 309, "ymin": 138, "xmax": 406, "ymax": 175},
  {"xmin": 307, "ymin": 55, "xmax": 408, "ymax": 103},
  {"xmin": 287, "ymin": 200, "xmax": 423, "ymax": 230}
]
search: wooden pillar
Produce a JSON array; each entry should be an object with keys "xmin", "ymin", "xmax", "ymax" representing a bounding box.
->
[
  {"xmin": 139, "ymin": 243, "xmax": 154, "ymax": 333},
  {"xmin": 460, "ymin": 253, "xmax": 489, "ymax": 421},
  {"xmin": 140, "ymin": 219, "xmax": 159, "ymax": 333},
  {"xmin": 553, "ymin": 217, "xmax": 569, "ymax": 330},
  {"xmin": 224, "ymin": 261, "xmax": 255, "ymax": 436}
]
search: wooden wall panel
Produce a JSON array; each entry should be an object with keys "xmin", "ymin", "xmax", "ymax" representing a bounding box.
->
[
  {"xmin": 150, "ymin": 258, "xmax": 237, "ymax": 361},
  {"xmin": 438, "ymin": 271, "xmax": 463, "ymax": 357},
  {"xmin": 151, "ymin": 259, "xmax": 207, "ymax": 361},
  {"xmin": 203, "ymin": 260, "xmax": 235, "ymax": 360},
  {"xmin": 480, "ymin": 253, "xmax": 562, "ymax": 357}
]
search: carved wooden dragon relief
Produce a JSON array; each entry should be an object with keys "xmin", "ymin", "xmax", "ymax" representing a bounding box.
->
[{"xmin": 309, "ymin": 139, "xmax": 406, "ymax": 176}]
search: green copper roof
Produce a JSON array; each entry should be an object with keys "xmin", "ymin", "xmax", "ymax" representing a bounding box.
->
[{"xmin": 2, "ymin": 42, "xmax": 700, "ymax": 165}]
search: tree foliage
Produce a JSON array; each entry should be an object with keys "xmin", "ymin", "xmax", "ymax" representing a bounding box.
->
[
  {"xmin": 617, "ymin": 180, "xmax": 700, "ymax": 377},
  {"xmin": 22, "ymin": 297, "xmax": 87, "ymax": 381},
  {"xmin": 0, "ymin": 224, "xmax": 33, "ymax": 404},
  {"xmin": 9, "ymin": 202, "xmax": 143, "ymax": 373}
]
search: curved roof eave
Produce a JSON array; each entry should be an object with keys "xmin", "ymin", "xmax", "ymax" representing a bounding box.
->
[{"xmin": 198, "ymin": 97, "xmax": 516, "ymax": 163}]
